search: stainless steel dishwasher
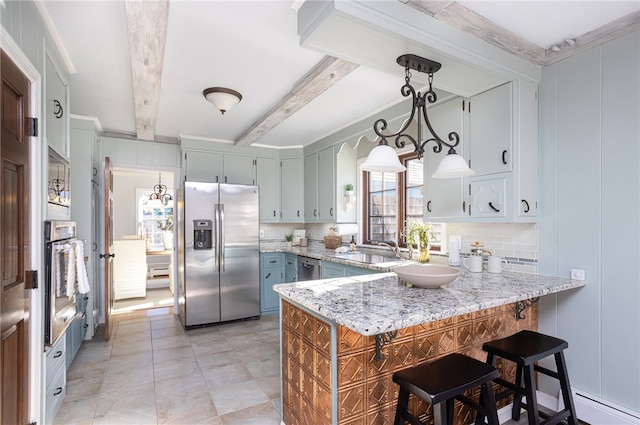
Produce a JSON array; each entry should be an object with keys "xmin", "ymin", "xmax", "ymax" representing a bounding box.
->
[{"xmin": 297, "ymin": 256, "xmax": 321, "ymax": 281}]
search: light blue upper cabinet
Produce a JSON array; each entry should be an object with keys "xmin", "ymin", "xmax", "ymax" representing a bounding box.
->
[
  {"xmin": 184, "ymin": 150, "xmax": 222, "ymax": 182},
  {"xmin": 223, "ymin": 154, "xmax": 255, "ymax": 185},
  {"xmin": 304, "ymin": 146, "xmax": 337, "ymax": 222},
  {"xmin": 424, "ymin": 97, "xmax": 465, "ymax": 220},
  {"xmin": 257, "ymin": 157, "xmax": 279, "ymax": 222},
  {"xmin": 45, "ymin": 53, "xmax": 69, "ymax": 158},
  {"xmin": 280, "ymin": 158, "xmax": 304, "ymax": 222},
  {"xmin": 468, "ymin": 82, "xmax": 513, "ymax": 176},
  {"xmin": 464, "ymin": 80, "xmax": 538, "ymax": 221},
  {"xmin": 304, "ymin": 153, "xmax": 319, "ymax": 221},
  {"xmin": 317, "ymin": 146, "xmax": 336, "ymax": 221}
]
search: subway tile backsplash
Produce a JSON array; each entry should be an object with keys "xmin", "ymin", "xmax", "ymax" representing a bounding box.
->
[
  {"xmin": 445, "ymin": 222, "xmax": 538, "ymax": 274},
  {"xmin": 260, "ymin": 222, "xmax": 539, "ymax": 274}
]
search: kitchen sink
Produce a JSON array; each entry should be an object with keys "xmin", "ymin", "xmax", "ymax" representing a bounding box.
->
[{"xmin": 334, "ymin": 252, "xmax": 409, "ymax": 265}]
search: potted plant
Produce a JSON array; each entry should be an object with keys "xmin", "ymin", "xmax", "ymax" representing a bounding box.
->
[
  {"xmin": 285, "ymin": 232, "xmax": 294, "ymax": 250},
  {"xmin": 158, "ymin": 215, "xmax": 174, "ymax": 250},
  {"xmin": 345, "ymin": 183, "xmax": 354, "ymax": 196},
  {"xmin": 401, "ymin": 220, "xmax": 434, "ymax": 263}
]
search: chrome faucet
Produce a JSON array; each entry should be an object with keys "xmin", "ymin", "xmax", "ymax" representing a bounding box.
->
[{"xmin": 378, "ymin": 242, "xmax": 401, "ymax": 258}]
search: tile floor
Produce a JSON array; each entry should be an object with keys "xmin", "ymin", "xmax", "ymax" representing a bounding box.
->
[
  {"xmin": 54, "ymin": 307, "xmax": 578, "ymax": 425},
  {"xmin": 55, "ymin": 308, "xmax": 282, "ymax": 425}
]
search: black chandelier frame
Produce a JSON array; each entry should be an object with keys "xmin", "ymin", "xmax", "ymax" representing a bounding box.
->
[
  {"xmin": 373, "ymin": 54, "xmax": 461, "ymax": 159},
  {"xmin": 149, "ymin": 173, "xmax": 173, "ymax": 205}
]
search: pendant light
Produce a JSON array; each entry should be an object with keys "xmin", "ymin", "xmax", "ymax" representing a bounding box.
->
[
  {"xmin": 361, "ymin": 54, "xmax": 474, "ymax": 179},
  {"xmin": 149, "ymin": 173, "xmax": 172, "ymax": 205}
]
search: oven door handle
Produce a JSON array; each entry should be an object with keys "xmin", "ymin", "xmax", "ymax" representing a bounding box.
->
[{"xmin": 99, "ymin": 253, "xmax": 115, "ymax": 259}]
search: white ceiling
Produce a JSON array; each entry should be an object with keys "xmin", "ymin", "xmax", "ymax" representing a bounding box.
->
[{"xmin": 42, "ymin": 0, "xmax": 639, "ymax": 149}]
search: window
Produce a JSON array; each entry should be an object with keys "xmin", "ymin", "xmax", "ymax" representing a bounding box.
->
[
  {"xmin": 136, "ymin": 188, "xmax": 173, "ymax": 251},
  {"xmin": 363, "ymin": 153, "xmax": 423, "ymax": 247}
]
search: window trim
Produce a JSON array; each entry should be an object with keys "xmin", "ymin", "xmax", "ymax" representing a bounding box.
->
[{"xmin": 362, "ymin": 152, "xmax": 420, "ymax": 248}]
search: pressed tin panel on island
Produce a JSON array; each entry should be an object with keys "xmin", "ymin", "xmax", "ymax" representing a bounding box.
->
[{"xmin": 281, "ymin": 300, "xmax": 538, "ymax": 424}]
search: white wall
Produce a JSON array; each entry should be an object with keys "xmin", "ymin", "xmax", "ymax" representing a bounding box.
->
[{"xmin": 539, "ymin": 31, "xmax": 640, "ymax": 415}]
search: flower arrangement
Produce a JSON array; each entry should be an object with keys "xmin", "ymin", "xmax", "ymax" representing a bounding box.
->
[
  {"xmin": 401, "ymin": 220, "xmax": 434, "ymax": 262},
  {"xmin": 157, "ymin": 214, "xmax": 174, "ymax": 232}
]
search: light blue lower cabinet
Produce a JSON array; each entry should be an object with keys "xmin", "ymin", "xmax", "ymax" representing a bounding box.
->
[
  {"xmin": 45, "ymin": 336, "xmax": 66, "ymax": 425},
  {"xmin": 260, "ymin": 253, "xmax": 283, "ymax": 315}
]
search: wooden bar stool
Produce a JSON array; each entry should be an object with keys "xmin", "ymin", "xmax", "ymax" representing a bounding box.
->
[
  {"xmin": 392, "ymin": 353, "xmax": 500, "ymax": 425},
  {"xmin": 479, "ymin": 330, "xmax": 579, "ymax": 425}
]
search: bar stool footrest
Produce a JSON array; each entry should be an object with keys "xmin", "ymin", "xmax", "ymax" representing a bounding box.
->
[
  {"xmin": 493, "ymin": 377, "xmax": 525, "ymax": 399},
  {"xmin": 535, "ymin": 364, "xmax": 560, "ymax": 380}
]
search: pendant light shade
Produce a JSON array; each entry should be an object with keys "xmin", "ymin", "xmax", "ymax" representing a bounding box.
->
[
  {"xmin": 431, "ymin": 151, "xmax": 476, "ymax": 178},
  {"xmin": 203, "ymin": 87, "xmax": 242, "ymax": 114},
  {"xmin": 360, "ymin": 143, "xmax": 407, "ymax": 172}
]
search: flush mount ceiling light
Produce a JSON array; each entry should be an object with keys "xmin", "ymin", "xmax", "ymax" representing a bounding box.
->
[
  {"xmin": 361, "ymin": 54, "xmax": 475, "ymax": 178},
  {"xmin": 203, "ymin": 87, "xmax": 242, "ymax": 114},
  {"xmin": 149, "ymin": 173, "xmax": 172, "ymax": 205}
]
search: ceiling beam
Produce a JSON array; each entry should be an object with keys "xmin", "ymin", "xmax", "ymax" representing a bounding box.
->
[
  {"xmin": 234, "ymin": 55, "xmax": 359, "ymax": 147},
  {"xmin": 403, "ymin": 1, "xmax": 639, "ymax": 67},
  {"xmin": 404, "ymin": 1, "xmax": 546, "ymax": 65},
  {"xmin": 124, "ymin": 0, "xmax": 169, "ymax": 141}
]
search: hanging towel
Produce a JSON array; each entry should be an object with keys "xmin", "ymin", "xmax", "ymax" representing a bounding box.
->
[
  {"xmin": 66, "ymin": 243, "xmax": 76, "ymax": 297},
  {"xmin": 74, "ymin": 240, "xmax": 91, "ymax": 294}
]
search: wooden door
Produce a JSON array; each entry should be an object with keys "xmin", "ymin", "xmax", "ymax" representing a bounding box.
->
[
  {"xmin": 0, "ymin": 50, "xmax": 32, "ymax": 424},
  {"xmin": 102, "ymin": 157, "xmax": 114, "ymax": 340}
]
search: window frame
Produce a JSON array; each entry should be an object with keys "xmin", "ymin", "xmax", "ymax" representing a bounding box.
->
[{"xmin": 362, "ymin": 152, "xmax": 422, "ymax": 248}]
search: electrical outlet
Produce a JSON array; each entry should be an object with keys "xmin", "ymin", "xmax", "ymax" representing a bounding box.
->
[
  {"xmin": 259, "ymin": 229, "xmax": 265, "ymax": 239},
  {"xmin": 570, "ymin": 269, "xmax": 585, "ymax": 281}
]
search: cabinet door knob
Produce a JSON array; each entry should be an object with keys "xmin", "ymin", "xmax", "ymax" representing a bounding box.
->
[
  {"xmin": 521, "ymin": 199, "xmax": 530, "ymax": 213},
  {"xmin": 426, "ymin": 200, "xmax": 432, "ymax": 213},
  {"xmin": 53, "ymin": 387, "xmax": 63, "ymax": 396},
  {"xmin": 265, "ymin": 272, "xmax": 271, "ymax": 279},
  {"xmin": 488, "ymin": 202, "xmax": 500, "ymax": 213},
  {"xmin": 314, "ymin": 209, "xmax": 318, "ymax": 217},
  {"xmin": 502, "ymin": 150, "xmax": 508, "ymax": 165},
  {"xmin": 53, "ymin": 350, "xmax": 63, "ymax": 358},
  {"xmin": 297, "ymin": 210, "xmax": 300, "ymax": 217},
  {"xmin": 329, "ymin": 208, "xmax": 334, "ymax": 216}
]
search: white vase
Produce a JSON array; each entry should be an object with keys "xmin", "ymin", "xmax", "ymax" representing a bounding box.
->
[{"xmin": 162, "ymin": 231, "xmax": 174, "ymax": 250}]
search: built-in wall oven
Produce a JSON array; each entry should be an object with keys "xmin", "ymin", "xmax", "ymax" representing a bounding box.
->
[{"xmin": 44, "ymin": 220, "xmax": 78, "ymax": 347}]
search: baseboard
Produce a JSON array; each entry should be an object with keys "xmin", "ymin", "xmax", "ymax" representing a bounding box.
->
[
  {"xmin": 496, "ymin": 391, "xmax": 640, "ymax": 425},
  {"xmin": 574, "ymin": 391, "xmax": 640, "ymax": 425},
  {"xmin": 536, "ymin": 390, "xmax": 640, "ymax": 425}
]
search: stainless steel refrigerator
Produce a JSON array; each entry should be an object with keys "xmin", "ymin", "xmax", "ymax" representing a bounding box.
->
[{"xmin": 177, "ymin": 182, "xmax": 260, "ymax": 327}]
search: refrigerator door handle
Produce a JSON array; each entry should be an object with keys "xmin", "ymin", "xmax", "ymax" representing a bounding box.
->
[
  {"xmin": 219, "ymin": 204, "xmax": 225, "ymax": 272},
  {"xmin": 214, "ymin": 203, "xmax": 220, "ymax": 271}
]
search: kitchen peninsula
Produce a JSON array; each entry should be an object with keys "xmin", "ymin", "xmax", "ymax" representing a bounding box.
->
[{"xmin": 273, "ymin": 267, "xmax": 585, "ymax": 425}]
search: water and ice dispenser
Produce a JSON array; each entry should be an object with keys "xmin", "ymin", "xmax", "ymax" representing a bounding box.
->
[{"xmin": 193, "ymin": 219, "xmax": 212, "ymax": 250}]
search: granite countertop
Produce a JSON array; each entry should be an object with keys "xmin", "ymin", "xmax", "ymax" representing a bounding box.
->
[
  {"xmin": 273, "ymin": 268, "xmax": 586, "ymax": 336},
  {"xmin": 261, "ymin": 245, "xmax": 413, "ymax": 272}
]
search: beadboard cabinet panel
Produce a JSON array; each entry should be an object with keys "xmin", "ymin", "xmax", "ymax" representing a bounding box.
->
[{"xmin": 539, "ymin": 32, "xmax": 640, "ymax": 414}]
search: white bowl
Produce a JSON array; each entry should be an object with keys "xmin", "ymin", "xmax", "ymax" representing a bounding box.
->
[{"xmin": 394, "ymin": 264, "xmax": 459, "ymax": 288}]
